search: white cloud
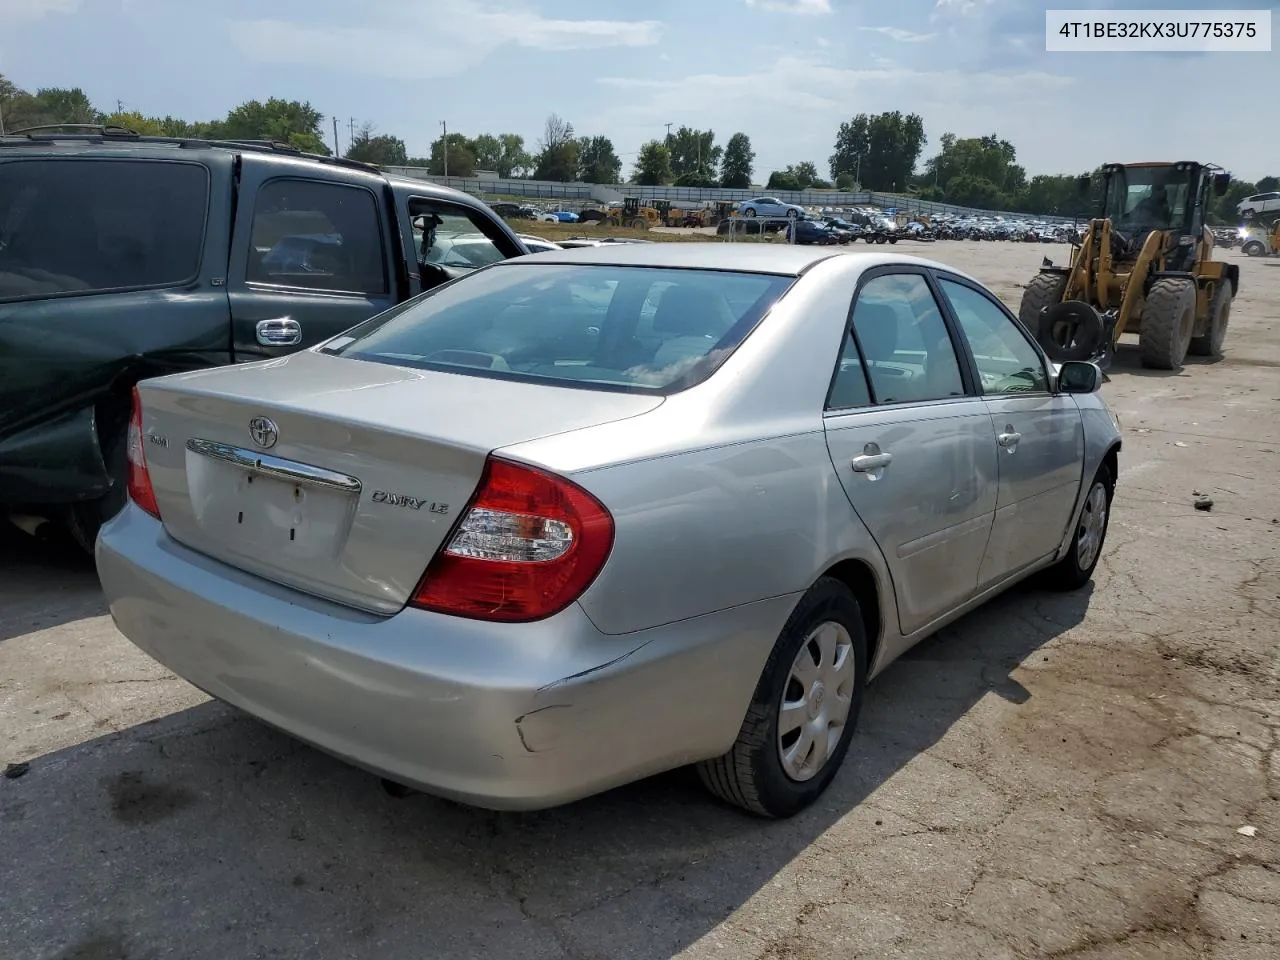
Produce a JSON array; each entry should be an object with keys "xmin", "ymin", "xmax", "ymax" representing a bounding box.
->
[
  {"xmin": 933, "ymin": 0, "xmax": 997, "ymax": 14},
  {"xmin": 592, "ymin": 55, "xmax": 1075, "ymax": 175},
  {"xmin": 859, "ymin": 26, "xmax": 937, "ymax": 43},
  {"xmin": 744, "ymin": 0, "xmax": 832, "ymax": 14},
  {"xmin": 230, "ymin": 0, "xmax": 661, "ymax": 79},
  {"xmin": 0, "ymin": 0, "xmax": 78, "ymax": 22}
]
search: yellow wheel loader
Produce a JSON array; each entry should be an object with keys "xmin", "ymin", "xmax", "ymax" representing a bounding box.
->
[{"xmin": 1021, "ymin": 161, "xmax": 1240, "ymax": 370}]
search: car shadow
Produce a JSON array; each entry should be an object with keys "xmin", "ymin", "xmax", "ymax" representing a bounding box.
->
[
  {"xmin": 0, "ymin": 520, "xmax": 105, "ymax": 643},
  {"xmin": 1, "ymin": 578, "xmax": 1092, "ymax": 960}
]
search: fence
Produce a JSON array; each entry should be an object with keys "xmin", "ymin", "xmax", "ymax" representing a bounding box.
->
[{"xmin": 382, "ymin": 167, "xmax": 1078, "ymax": 224}]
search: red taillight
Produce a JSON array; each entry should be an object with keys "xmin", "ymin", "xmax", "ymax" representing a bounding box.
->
[
  {"xmin": 410, "ymin": 457, "xmax": 614, "ymax": 622},
  {"xmin": 126, "ymin": 386, "xmax": 161, "ymax": 519}
]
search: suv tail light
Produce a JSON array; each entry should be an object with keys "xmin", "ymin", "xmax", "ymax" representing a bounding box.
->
[
  {"xmin": 126, "ymin": 386, "xmax": 161, "ymax": 519},
  {"xmin": 410, "ymin": 458, "xmax": 613, "ymax": 622}
]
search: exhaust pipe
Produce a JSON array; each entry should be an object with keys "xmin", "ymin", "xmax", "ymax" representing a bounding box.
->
[{"xmin": 7, "ymin": 513, "xmax": 55, "ymax": 539}]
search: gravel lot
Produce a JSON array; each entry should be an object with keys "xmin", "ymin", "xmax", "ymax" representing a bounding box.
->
[{"xmin": 2, "ymin": 241, "xmax": 1277, "ymax": 960}]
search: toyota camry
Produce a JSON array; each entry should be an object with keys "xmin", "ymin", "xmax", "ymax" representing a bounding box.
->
[{"xmin": 96, "ymin": 243, "xmax": 1121, "ymax": 818}]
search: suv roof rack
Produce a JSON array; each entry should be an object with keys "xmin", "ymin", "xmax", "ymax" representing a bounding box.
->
[{"xmin": 0, "ymin": 124, "xmax": 381, "ymax": 174}]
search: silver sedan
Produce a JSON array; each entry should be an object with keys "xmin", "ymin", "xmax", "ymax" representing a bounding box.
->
[{"xmin": 96, "ymin": 243, "xmax": 1122, "ymax": 818}]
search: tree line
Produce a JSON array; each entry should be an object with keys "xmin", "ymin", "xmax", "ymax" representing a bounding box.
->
[{"xmin": 2, "ymin": 74, "xmax": 1273, "ymax": 221}]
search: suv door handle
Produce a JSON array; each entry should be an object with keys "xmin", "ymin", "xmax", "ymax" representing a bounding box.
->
[
  {"xmin": 851, "ymin": 452, "xmax": 893, "ymax": 472},
  {"xmin": 997, "ymin": 428, "xmax": 1021, "ymax": 449},
  {"xmin": 256, "ymin": 317, "xmax": 302, "ymax": 346}
]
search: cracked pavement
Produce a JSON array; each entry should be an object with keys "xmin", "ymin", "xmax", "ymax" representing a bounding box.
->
[{"xmin": 2, "ymin": 243, "xmax": 1278, "ymax": 960}]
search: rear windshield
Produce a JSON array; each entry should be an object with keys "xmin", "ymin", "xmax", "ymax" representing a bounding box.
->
[
  {"xmin": 329, "ymin": 263, "xmax": 794, "ymax": 394},
  {"xmin": 0, "ymin": 158, "xmax": 208, "ymax": 301}
]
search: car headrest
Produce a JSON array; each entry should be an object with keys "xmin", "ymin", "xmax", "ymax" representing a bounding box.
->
[
  {"xmin": 652, "ymin": 285, "xmax": 731, "ymax": 337},
  {"xmin": 853, "ymin": 302, "xmax": 899, "ymax": 361}
]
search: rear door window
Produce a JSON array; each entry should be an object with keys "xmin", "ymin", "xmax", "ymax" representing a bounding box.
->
[
  {"xmin": 247, "ymin": 179, "xmax": 387, "ymax": 295},
  {"xmin": 0, "ymin": 158, "xmax": 208, "ymax": 301}
]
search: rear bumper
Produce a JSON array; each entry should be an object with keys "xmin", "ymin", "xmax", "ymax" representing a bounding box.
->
[{"xmin": 96, "ymin": 503, "xmax": 797, "ymax": 810}]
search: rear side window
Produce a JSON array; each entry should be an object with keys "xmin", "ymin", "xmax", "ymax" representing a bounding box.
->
[
  {"xmin": 0, "ymin": 158, "xmax": 208, "ymax": 301},
  {"xmin": 330, "ymin": 263, "xmax": 794, "ymax": 394},
  {"xmin": 247, "ymin": 179, "xmax": 387, "ymax": 295}
]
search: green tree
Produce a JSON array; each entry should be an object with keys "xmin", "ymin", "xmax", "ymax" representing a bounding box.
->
[
  {"xmin": 945, "ymin": 174, "xmax": 1006, "ymax": 210},
  {"xmin": 99, "ymin": 110, "xmax": 167, "ymax": 135},
  {"xmin": 720, "ymin": 132, "xmax": 754, "ymax": 189},
  {"xmin": 577, "ymin": 135, "xmax": 622, "ymax": 184},
  {"xmin": 925, "ymin": 133, "xmax": 1025, "ymax": 199},
  {"xmin": 0, "ymin": 77, "xmax": 96, "ymax": 132},
  {"xmin": 829, "ymin": 111, "xmax": 926, "ymax": 193},
  {"xmin": 471, "ymin": 133, "xmax": 531, "ymax": 178},
  {"xmin": 1254, "ymin": 175, "xmax": 1278, "ymax": 193},
  {"xmin": 213, "ymin": 98, "xmax": 329, "ymax": 154},
  {"xmin": 345, "ymin": 124, "xmax": 408, "ymax": 166},
  {"xmin": 533, "ymin": 113, "xmax": 580, "ymax": 181},
  {"xmin": 766, "ymin": 169, "xmax": 802, "ymax": 192},
  {"xmin": 633, "ymin": 140, "xmax": 673, "ymax": 185},
  {"xmin": 835, "ymin": 172, "xmax": 855, "ymax": 191},
  {"xmin": 666, "ymin": 126, "xmax": 721, "ymax": 185},
  {"xmin": 428, "ymin": 133, "xmax": 477, "ymax": 177}
]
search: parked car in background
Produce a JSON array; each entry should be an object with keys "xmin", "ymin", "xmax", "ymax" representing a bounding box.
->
[
  {"xmin": 0, "ymin": 129, "xmax": 528, "ymax": 550},
  {"xmin": 739, "ymin": 197, "xmax": 805, "ymax": 219},
  {"xmin": 789, "ymin": 218, "xmax": 840, "ymax": 245},
  {"xmin": 98, "ymin": 243, "xmax": 1121, "ymax": 820},
  {"xmin": 1237, "ymin": 192, "xmax": 1280, "ymax": 220}
]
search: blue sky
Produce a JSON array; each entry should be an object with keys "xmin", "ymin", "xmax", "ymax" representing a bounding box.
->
[{"xmin": 3, "ymin": 0, "xmax": 1276, "ymax": 182}]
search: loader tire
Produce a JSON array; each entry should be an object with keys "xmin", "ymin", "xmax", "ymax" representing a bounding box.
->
[
  {"xmin": 1139, "ymin": 278, "xmax": 1196, "ymax": 370},
  {"xmin": 1017, "ymin": 272, "xmax": 1068, "ymax": 332},
  {"xmin": 1189, "ymin": 283, "xmax": 1231, "ymax": 358}
]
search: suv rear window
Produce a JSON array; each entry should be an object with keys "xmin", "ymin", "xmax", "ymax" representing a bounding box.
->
[
  {"xmin": 329, "ymin": 263, "xmax": 794, "ymax": 394},
  {"xmin": 0, "ymin": 158, "xmax": 208, "ymax": 300}
]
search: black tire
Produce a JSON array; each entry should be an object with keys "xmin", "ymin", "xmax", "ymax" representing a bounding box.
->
[
  {"xmin": 697, "ymin": 578, "xmax": 868, "ymax": 818},
  {"xmin": 66, "ymin": 405, "xmax": 131, "ymax": 554},
  {"xmin": 1036, "ymin": 302, "xmax": 1104, "ymax": 362},
  {"xmin": 1018, "ymin": 272, "xmax": 1068, "ymax": 332},
  {"xmin": 1041, "ymin": 464, "xmax": 1113, "ymax": 591},
  {"xmin": 787, "ymin": 208, "xmax": 799, "ymax": 219},
  {"xmin": 1139, "ymin": 277, "xmax": 1196, "ymax": 370},
  {"xmin": 1242, "ymin": 240, "xmax": 1267, "ymax": 257},
  {"xmin": 1189, "ymin": 283, "xmax": 1231, "ymax": 358},
  {"xmin": 744, "ymin": 208, "xmax": 757, "ymax": 218},
  {"xmin": 887, "ymin": 237, "xmax": 898, "ymax": 244}
]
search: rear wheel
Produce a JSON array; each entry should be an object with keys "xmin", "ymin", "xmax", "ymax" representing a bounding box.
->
[
  {"xmin": 1139, "ymin": 278, "xmax": 1196, "ymax": 370},
  {"xmin": 697, "ymin": 578, "xmax": 867, "ymax": 818},
  {"xmin": 66, "ymin": 403, "xmax": 131, "ymax": 553},
  {"xmin": 1242, "ymin": 240, "xmax": 1267, "ymax": 257},
  {"xmin": 1189, "ymin": 283, "xmax": 1231, "ymax": 358},
  {"xmin": 744, "ymin": 208, "xmax": 757, "ymax": 218}
]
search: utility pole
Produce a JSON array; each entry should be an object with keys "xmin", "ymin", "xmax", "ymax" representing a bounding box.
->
[
  {"xmin": 441, "ymin": 120, "xmax": 448, "ymax": 177},
  {"xmin": 664, "ymin": 122, "xmax": 673, "ymax": 145},
  {"xmin": 0, "ymin": 100, "xmax": 6, "ymax": 137},
  {"xmin": 116, "ymin": 99, "xmax": 124, "ymax": 113},
  {"xmin": 347, "ymin": 117, "xmax": 356, "ymax": 146},
  {"xmin": 332, "ymin": 116, "xmax": 340, "ymax": 156}
]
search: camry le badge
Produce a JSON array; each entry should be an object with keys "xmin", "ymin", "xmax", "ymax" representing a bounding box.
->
[
  {"xmin": 248, "ymin": 416, "xmax": 279, "ymax": 449},
  {"xmin": 372, "ymin": 491, "xmax": 449, "ymax": 514}
]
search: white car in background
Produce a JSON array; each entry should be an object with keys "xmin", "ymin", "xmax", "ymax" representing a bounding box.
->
[
  {"xmin": 1237, "ymin": 192, "xmax": 1280, "ymax": 219},
  {"xmin": 738, "ymin": 197, "xmax": 805, "ymax": 219}
]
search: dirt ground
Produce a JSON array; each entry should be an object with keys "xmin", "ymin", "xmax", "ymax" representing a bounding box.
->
[{"xmin": 1, "ymin": 240, "xmax": 1277, "ymax": 960}]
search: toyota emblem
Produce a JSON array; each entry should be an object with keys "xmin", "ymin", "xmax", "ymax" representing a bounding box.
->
[{"xmin": 248, "ymin": 416, "xmax": 279, "ymax": 449}]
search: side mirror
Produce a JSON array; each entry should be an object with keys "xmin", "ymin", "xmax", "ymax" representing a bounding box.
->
[
  {"xmin": 1077, "ymin": 175, "xmax": 1092, "ymax": 196},
  {"xmin": 1057, "ymin": 360, "xmax": 1103, "ymax": 394},
  {"xmin": 1213, "ymin": 172, "xmax": 1231, "ymax": 196}
]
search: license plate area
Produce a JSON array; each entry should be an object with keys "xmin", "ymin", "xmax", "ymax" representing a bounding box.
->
[{"xmin": 185, "ymin": 445, "xmax": 358, "ymax": 561}]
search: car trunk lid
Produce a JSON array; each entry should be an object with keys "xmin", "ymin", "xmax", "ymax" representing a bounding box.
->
[{"xmin": 138, "ymin": 350, "xmax": 662, "ymax": 613}]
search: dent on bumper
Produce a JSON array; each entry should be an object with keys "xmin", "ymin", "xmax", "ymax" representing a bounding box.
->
[{"xmin": 95, "ymin": 503, "xmax": 798, "ymax": 810}]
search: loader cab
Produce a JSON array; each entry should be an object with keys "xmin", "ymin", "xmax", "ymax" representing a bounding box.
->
[{"xmin": 1099, "ymin": 161, "xmax": 1227, "ymax": 238}]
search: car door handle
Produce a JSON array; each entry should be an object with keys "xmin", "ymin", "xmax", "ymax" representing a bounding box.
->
[
  {"xmin": 851, "ymin": 452, "xmax": 893, "ymax": 472},
  {"xmin": 997, "ymin": 429, "xmax": 1021, "ymax": 448},
  {"xmin": 256, "ymin": 317, "xmax": 302, "ymax": 346}
]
